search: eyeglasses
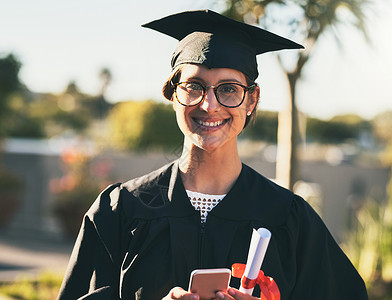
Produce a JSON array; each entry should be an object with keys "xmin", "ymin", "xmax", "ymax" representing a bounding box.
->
[{"xmin": 173, "ymin": 81, "xmax": 257, "ymax": 108}]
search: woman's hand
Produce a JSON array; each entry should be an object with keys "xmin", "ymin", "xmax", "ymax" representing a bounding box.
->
[
  {"xmin": 162, "ymin": 287, "xmax": 199, "ymax": 300},
  {"xmin": 215, "ymin": 288, "xmax": 260, "ymax": 300},
  {"xmin": 162, "ymin": 286, "xmax": 260, "ymax": 300}
]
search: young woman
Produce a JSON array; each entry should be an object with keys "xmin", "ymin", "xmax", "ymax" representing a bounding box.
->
[{"xmin": 58, "ymin": 10, "xmax": 368, "ymax": 300}]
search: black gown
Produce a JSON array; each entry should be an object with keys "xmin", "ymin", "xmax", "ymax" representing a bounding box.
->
[{"xmin": 58, "ymin": 160, "xmax": 368, "ymax": 300}]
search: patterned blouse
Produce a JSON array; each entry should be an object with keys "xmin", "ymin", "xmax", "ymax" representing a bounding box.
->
[{"xmin": 186, "ymin": 190, "xmax": 226, "ymax": 223}]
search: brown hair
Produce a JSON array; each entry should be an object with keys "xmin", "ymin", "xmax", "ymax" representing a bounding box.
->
[
  {"xmin": 162, "ymin": 66, "xmax": 183, "ymax": 101},
  {"xmin": 162, "ymin": 65, "xmax": 259, "ymax": 128}
]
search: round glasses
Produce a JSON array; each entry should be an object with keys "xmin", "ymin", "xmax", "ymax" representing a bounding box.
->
[{"xmin": 173, "ymin": 81, "xmax": 257, "ymax": 108}]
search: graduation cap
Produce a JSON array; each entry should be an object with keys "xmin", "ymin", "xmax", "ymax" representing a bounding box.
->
[{"xmin": 142, "ymin": 9, "xmax": 303, "ymax": 81}]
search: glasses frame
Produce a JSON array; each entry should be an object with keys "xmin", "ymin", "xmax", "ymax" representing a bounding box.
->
[{"xmin": 172, "ymin": 81, "xmax": 258, "ymax": 108}]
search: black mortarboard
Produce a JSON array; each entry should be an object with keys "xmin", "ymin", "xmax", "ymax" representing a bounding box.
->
[{"xmin": 142, "ymin": 9, "xmax": 303, "ymax": 81}]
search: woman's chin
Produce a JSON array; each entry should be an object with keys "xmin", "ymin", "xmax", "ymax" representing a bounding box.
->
[{"xmin": 187, "ymin": 135, "xmax": 230, "ymax": 153}]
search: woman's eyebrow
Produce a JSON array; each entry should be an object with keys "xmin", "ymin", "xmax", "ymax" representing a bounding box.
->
[
  {"xmin": 184, "ymin": 76, "xmax": 205, "ymax": 83},
  {"xmin": 184, "ymin": 76, "xmax": 243, "ymax": 85},
  {"xmin": 217, "ymin": 78, "xmax": 243, "ymax": 84}
]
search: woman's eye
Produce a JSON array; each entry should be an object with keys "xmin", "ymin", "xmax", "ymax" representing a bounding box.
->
[
  {"xmin": 219, "ymin": 84, "xmax": 238, "ymax": 94},
  {"xmin": 185, "ymin": 82, "xmax": 203, "ymax": 91}
]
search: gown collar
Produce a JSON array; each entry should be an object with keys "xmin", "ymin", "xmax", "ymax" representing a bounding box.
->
[
  {"xmin": 167, "ymin": 160, "xmax": 292, "ymax": 225},
  {"xmin": 167, "ymin": 160, "xmax": 252, "ymax": 221}
]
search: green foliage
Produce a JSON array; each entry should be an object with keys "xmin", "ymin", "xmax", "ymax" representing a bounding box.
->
[
  {"xmin": 243, "ymin": 112, "xmax": 372, "ymax": 145},
  {"xmin": 0, "ymin": 54, "xmax": 21, "ymax": 95},
  {"xmin": 243, "ymin": 110, "xmax": 278, "ymax": 142},
  {"xmin": 28, "ymin": 91, "xmax": 91, "ymax": 136},
  {"xmin": 50, "ymin": 82, "xmax": 95, "ymax": 133},
  {"xmin": 0, "ymin": 75, "xmax": 114, "ymax": 139},
  {"xmin": 373, "ymin": 111, "xmax": 392, "ymax": 145},
  {"xmin": 82, "ymin": 96, "xmax": 113, "ymax": 119},
  {"xmin": 52, "ymin": 109, "xmax": 91, "ymax": 132},
  {"xmin": 343, "ymin": 139, "xmax": 392, "ymax": 297},
  {"xmin": 1, "ymin": 94, "xmax": 46, "ymax": 138},
  {"xmin": 0, "ymin": 271, "xmax": 62, "ymax": 300},
  {"xmin": 0, "ymin": 53, "xmax": 23, "ymax": 139},
  {"xmin": 306, "ymin": 114, "xmax": 370, "ymax": 144},
  {"xmin": 108, "ymin": 100, "xmax": 183, "ymax": 151},
  {"xmin": 343, "ymin": 177, "xmax": 392, "ymax": 295}
]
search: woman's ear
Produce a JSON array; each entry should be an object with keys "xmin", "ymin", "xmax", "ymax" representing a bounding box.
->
[{"xmin": 247, "ymin": 85, "xmax": 260, "ymax": 113}]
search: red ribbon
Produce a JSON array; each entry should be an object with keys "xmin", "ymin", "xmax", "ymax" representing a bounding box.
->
[{"xmin": 232, "ymin": 263, "xmax": 280, "ymax": 300}]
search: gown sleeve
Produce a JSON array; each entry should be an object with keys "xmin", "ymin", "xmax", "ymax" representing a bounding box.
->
[
  {"xmin": 57, "ymin": 184, "xmax": 123, "ymax": 300},
  {"xmin": 288, "ymin": 195, "xmax": 368, "ymax": 299}
]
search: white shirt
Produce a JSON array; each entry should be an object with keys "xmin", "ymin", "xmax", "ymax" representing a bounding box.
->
[{"xmin": 186, "ymin": 190, "xmax": 226, "ymax": 223}]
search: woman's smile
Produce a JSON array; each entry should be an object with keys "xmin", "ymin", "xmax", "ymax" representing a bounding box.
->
[{"xmin": 192, "ymin": 117, "xmax": 230, "ymax": 131}]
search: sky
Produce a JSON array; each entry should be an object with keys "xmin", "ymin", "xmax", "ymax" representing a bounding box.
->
[{"xmin": 0, "ymin": 0, "xmax": 391, "ymax": 120}]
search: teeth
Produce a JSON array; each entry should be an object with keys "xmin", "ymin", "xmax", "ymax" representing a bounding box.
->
[{"xmin": 197, "ymin": 120, "xmax": 224, "ymax": 127}]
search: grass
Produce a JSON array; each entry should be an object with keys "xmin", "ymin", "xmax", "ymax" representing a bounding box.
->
[
  {"xmin": 0, "ymin": 272, "xmax": 62, "ymax": 300},
  {"xmin": 0, "ymin": 270, "xmax": 390, "ymax": 299}
]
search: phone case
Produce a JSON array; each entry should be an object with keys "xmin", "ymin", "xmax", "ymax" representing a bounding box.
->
[{"xmin": 188, "ymin": 268, "xmax": 231, "ymax": 300}]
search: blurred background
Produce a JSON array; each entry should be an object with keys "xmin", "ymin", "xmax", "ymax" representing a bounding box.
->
[{"xmin": 0, "ymin": 0, "xmax": 391, "ymax": 299}]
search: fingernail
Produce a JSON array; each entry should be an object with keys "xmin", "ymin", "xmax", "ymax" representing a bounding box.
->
[
  {"xmin": 191, "ymin": 294, "xmax": 199, "ymax": 300},
  {"xmin": 216, "ymin": 291, "xmax": 224, "ymax": 299},
  {"xmin": 228, "ymin": 288, "xmax": 236, "ymax": 296}
]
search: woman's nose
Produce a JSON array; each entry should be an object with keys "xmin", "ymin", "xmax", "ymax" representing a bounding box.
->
[{"xmin": 199, "ymin": 88, "xmax": 221, "ymax": 112}]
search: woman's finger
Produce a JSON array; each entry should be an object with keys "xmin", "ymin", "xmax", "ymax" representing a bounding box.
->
[
  {"xmin": 162, "ymin": 287, "xmax": 199, "ymax": 300},
  {"xmin": 215, "ymin": 288, "xmax": 260, "ymax": 300}
]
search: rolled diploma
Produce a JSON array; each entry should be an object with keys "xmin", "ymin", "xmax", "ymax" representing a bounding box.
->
[{"xmin": 239, "ymin": 227, "xmax": 271, "ymax": 295}]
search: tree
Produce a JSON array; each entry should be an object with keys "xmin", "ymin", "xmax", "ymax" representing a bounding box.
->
[
  {"xmin": 108, "ymin": 100, "xmax": 183, "ymax": 151},
  {"xmin": 96, "ymin": 67, "xmax": 113, "ymax": 119},
  {"xmin": 306, "ymin": 114, "xmax": 370, "ymax": 144},
  {"xmin": 242, "ymin": 110, "xmax": 279, "ymax": 143},
  {"xmin": 0, "ymin": 54, "xmax": 22, "ymax": 139},
  {"xmin": 0, "ymin": 54, "xmax": 47, "ymax": 139},
  {"xmin": 99, "ymin": 67, "xmax": 112, "ymax": 97},
  {"xmin": 0, "ymin": 53, "xmax": 21, "ymax": 100},
  {"xmin": 54, "ymin": 81, "xmax": 92, "ymax": 133},
  {"xmin": 220, "ymin": 0, "xmax": 371, "ymax": 189},
  {"xmin": 85, "ymin": 68, "xmax": 113, "ymax": 119}
]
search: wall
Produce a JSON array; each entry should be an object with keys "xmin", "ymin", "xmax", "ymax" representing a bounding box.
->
[{"xmin": 2, "ymin": 148, "xmax": 390, "ymax": 243}]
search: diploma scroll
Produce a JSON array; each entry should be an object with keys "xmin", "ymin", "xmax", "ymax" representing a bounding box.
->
[{"xmin": 239, "ymin": 227, "xmax": 271, "ymax": 295}]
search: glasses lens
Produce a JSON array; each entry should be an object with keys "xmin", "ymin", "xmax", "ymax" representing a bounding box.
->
[
  {"xmin": 216, "ymin": 83, "xmax": 245, "ymax": 107},
  {"xmin": 176, "ymin": 82, "xmax": 204, "ymax": 106}
]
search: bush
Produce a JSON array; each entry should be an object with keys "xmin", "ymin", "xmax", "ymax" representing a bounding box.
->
[
  {"xmin": 306, "ymin": 114, "xmax": 370, "ymax": 144},
  {"xmin": 373, "ymin": 111, "xmax": 392, "ymax": 144},
  {"xmin": 0, "ymin": 271, "xmax": 63, "ymax": 300},
  {"xmin": 51, "ymin": 148, "xmax": 112, "ymax": 238},
  {"xmin": 0, "ymin": 165, "xmax": 23, "ymax": 228},
  {"xmin": 242, "ymin": 110, "xmax": 278, "ymax": 142},
  {"xmin": 108, "ymin": 100, "xmax": 183, "ymax": 151}
]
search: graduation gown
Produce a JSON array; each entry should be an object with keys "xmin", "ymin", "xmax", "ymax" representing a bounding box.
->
[{"xmin": 58, "ymin": 160, "xmax": 368, "ymax": 299}]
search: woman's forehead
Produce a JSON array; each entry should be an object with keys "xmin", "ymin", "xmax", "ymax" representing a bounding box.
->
[{"xmin": 179, "ymin": 64, "xmax": 246, "ymax": 83}]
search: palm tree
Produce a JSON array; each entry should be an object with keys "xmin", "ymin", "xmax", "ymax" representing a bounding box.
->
[
  {"xmin": 99, "ymin": 67, "xmax": 112, "ymax": 98},
  {"xmin": 220, "ymin": 0, "xmax": 372, "ymax": 189}
]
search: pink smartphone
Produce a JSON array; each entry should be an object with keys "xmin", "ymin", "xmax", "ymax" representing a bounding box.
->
[{"xmin": 188, "ymin": 268, "xmax": 231, "ymax": 300}]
